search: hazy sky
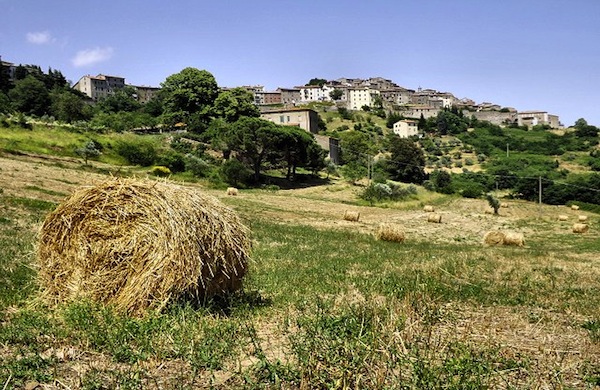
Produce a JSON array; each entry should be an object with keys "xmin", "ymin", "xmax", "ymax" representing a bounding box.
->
[{"xmin": 2, "ymin": 0, "xmax": 599, "ymax": 127}]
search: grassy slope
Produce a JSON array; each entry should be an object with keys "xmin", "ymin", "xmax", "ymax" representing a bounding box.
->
[{"xmin": 1, "ymin": 152, "xmax": 599, "ymax": 388}]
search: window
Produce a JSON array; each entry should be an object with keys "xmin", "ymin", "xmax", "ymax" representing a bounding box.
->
[{"xmin": 280, "ymin": 115, "xmax": 284, "ymax": 123}]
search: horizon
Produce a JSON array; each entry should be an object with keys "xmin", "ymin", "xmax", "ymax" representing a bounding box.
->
[{"xmin": 2, "ymin": 0, "xmax": 599, "ymax": 127}]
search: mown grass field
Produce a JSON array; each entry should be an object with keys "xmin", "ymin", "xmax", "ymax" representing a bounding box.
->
[{"xmin": 1, "ymin": 153, "xmax": 599, "ymax": 389}]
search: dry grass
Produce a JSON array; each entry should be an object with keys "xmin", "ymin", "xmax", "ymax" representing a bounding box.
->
[
  {"xmin": 375, "ymin": 223, "xmax": 405, "ymax": 242},
  {"xmin": 35, "ymin": 178, "xmax": 251, "ymax": 315}
]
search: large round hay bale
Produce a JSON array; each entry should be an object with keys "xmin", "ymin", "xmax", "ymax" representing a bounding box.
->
[
  {"xmin": 375, "ymin": 223, "xmax": 405, "ymax": 243},
  {"xmin": 503, "ymin": 232, "xmax": 524, "ymax": 247},
  {"xmin": 427, "ymin": 213, "xmax": 442, "ymax": 223},
  {"xmin": 483, "ymin": 231, "xmax": 505, "ymax": 246},
  {"xmin": 572, "ymin": 223, "xmax": 589, "ymax": 233},
  {"xmin": 423, "ymin": 205, "xmax": 435, "ymax": 212},
  {"xmin": 571, "ymin": 204, "xmax": 580, "ymax": 210},
  {"xmin": 578, "ymin": 215, "xmax": 588, "ymax": 222},
  {"xmin": 36, "ymin": 178, "xmax": 251, "ymax": 315},
  {"xmin": 558, "ymin": 215, "xmax": 568, "ymax": 221},
  {"xmin": 500, "ymin": 202, "xmax": 509, "ymax": 208},
  {"xmin": 343, "ymin": 210, "xmax": 360, "ymax": 222}
]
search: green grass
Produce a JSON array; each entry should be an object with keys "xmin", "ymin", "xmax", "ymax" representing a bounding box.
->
[{"xmin": 1, "ymin": 186, "xmax": 599, "ymax": 388}]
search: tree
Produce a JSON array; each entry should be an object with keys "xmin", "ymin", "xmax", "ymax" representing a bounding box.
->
[
  {"xmin": 573, "ymin": 117, "xmax": 599, "ymax": 138},
  {"xmin": 160, "ymin": 68, "xmax": 219, "ymax": 132},
  {"xmin": 306, "ymin": 78, "xmax": 327, "ymax": 87},
  {"xmin": 329, "ymin": 89, "xmax": 343, "ymax": 101},
  {"xmin": 50, "ymin": 89, "xmax": 89, "ymax": 123},
  {"xmin": 338, "ymin": 130, "xmax": 372, "ymax": 166},
  {"xmin": 97, "ymin": 86, "xmax": 141, "ymax": 113},
  {"xmin": 486, "ymin": 193, "xmax": 500, "ymax": 215},
  {"xmin": 384, "ymin": 134, "xmax": 426, "ymax": 184},
  {"xmin": 8, "ymin": 75, "xmax": 50, "ymax": 116},
  {"xmin": 226, "ymin": 117, "xmax": 283, "ymax": 181},
  {"xmin": 212, "ymin": 87, "xmax": 259, "ymax": 122},
  {"xmin": 75, "ymin": 141, "xmax": 101, "ymax": 165}
]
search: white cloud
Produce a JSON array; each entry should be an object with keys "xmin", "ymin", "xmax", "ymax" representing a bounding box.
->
[
  {"xmin": 26, "ymin": 31, "xmax": 54, "ymax": 45},
  {"xmin": 72, "ymin": 47, "xmax": 114, "ymax": 67}
]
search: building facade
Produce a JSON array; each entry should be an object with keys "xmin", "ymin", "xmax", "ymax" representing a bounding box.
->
[
  {"xmin": 393, "ymin": 120, "xmax": 420, "ymax": 138},
  {"xmin": 517, "ymin": 111, "xmax": 561, "ymax": 128},
  {"xmin": 72, "ymin": 74, "xmax": 126, "ymax": 101}
]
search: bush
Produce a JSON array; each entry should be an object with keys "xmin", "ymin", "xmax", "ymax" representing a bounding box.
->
[
  {"xmin": 115, "ymin": 139, "xmax": 157, "ymax": 166},
  {"xmin": 221, "ymin": 159, "xmax": 252, "ymax": 186},
  {"xmin": 150, "ymin": 165, "xmax": 171, "ymax": 177},
  {"xmin": 185, "ymin": 154, "xmax": 211, "ymax": 177},
  {"xmin": 157, "ymin": 150, "xmax": 186, "ymax": 173},
  {"xmin": 460, "ymin": 182, "xmax": 485, "ymax": 198}
]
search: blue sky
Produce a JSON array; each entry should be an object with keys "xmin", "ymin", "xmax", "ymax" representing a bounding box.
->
[{"xmin": 2, "ymin": 0, "xmax": 599, "ymax": 127}]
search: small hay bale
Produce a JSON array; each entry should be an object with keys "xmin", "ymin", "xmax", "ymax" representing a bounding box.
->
[
  {"xmin": 503, "ymin": 232, "xmax": 525, "ymax": 247},
  {"xmin": 571, "ymin": 204, "xmax": 580, "ymax": 210},
  {"xmin": 484, "ymin": 209, "xmax": 494, "ymax": 215},
  {"xmin": 558, "ymin": 215, "xmax": 568, "ymax": 221},
  {"xmin": 427, "ymin": 213, "xmax": 442, "ymax": 223},
  {"xmin": 226, "ymin": 187, "xmax": 239, "ymax": 196},
  {"xmin": 572, "ymin": 223, "xmax": 589, "ymax": 233},
  {"xmin": 375, "ymin": 223, "xmax": 405, "ymax": 243},
  {"xmin": 483, "ymin": 231, "xmax": 505, "ymax": 246},
  {"xmin": 36, "ymin": 178, "xmax": 251, "ymax": 315},
  {"xmin": 500, "ymin": 202, "xmax": 509, "ymax": 208},
  {"xmin": 343, "ymin": 210, "xmax": 360, "ymax": 222},
  {"xmin": 423, "ymin": 205, "xmax": 435, "ymax": 212},
  {"xmin": 578, "ymin": 215, "xmax": 588, "ymax": 222}
]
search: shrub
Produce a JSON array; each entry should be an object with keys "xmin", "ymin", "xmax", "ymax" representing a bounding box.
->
[
  {"xmin": 150, "ymin": 165, "xmax": 171, "ymax": 177},
  {"xmin": 157, "ymin": 150, "xmax": 186, "ymax": 173},
  {"xmin": 185, "ymin": 154, "xmax": 212, "ymax": 177},
  {"xmin": 221, "ymin": 159, "xmax": 252, "ymax": 187},
  {"xmin": 460, "ymin": 182, "xmax": 485, "ymax": 198},
  {"xmin": 115, "ymin": 139, "xmax": 157, "ymax": 166}
]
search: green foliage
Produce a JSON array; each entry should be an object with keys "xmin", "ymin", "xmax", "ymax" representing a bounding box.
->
[
  {"xmin": 383, "ymin": 134, "xmax": 426, "ymax": 184},
  {"xmin": 359, "ymin": 181, "xmax": 417, "ymax": 204},
  {"xmin": 341, "ymin": 161, "xmax": 367, "ymax": 184},
  {"xmin": 436, "ymin": 109, "xmax": 468, "ymax": 135},
  {"xmin": 49, "ymin": 89, "xmax": 90, "ymax": 123},
  {"xmin": 306, "ymin": 78, "xmax": 327, "ymax": 86},
  {"xmin": 427, "ymin": 170, "xmax": 453, "ymax": 194},
  {"xmin": 486, "ymin": 193, "xmax": 500, "ymax": 214},
  {"xmin": 220, "ymin": 158, "xmax": 252, "ymax": 186},
  {"xmin": 329, "ymin": 88, "xmax": 344, "ymax": 101},
  {"xmin": 212, "ymin": 87, "xmax": 260, "ymax": 122},
  {"xmin": 337, "ymin": 107, "xmax": 353, "ymax": 120},
  {"xmin": 75, "ymin": 140, "xmax": 101, "ymax": 165},
  {"xmin": 385, "ymin": 112, "xmax": 403, "ymax": 129},
  {"xmin": 160, "ymin": 67, "xmax": 219, "ymax": 132},
  {"xmin": 114, "ymin": 138, "xmax": 157, "ymax": 166},
  {"xmin": 150, "ymin": 165, "xmax": 171, "ymax": 177},
  {"xmin": 185, "ymin": 154, "xmax": 211, "ymax": 177},
  {"xmin": 8, "ymin": 75, "xmax": 50, "ymax": 116},
  {"xmin": 96, "ymin": 86, "xmax": 141, "ymax": 113}
]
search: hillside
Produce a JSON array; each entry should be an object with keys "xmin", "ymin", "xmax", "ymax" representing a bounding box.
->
[{"xmin": 1, "ymin": 150, "xmax": 599, "ymax": 388}]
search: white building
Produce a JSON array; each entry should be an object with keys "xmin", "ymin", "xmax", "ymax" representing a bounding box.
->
[
  {"xmin": 347, "ymin": 87, "xmax": 380, "ymax": 110},
  {"xmin": 393, "ymin": 120, "xmax": 420, "ymax": 138},
  {"xmin": 72, "ymin": 74, "xmax": 126, "ymax": 101}
]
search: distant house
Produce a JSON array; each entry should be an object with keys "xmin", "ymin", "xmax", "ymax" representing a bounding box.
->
[
  {"xmin": 260, "ymin": 108, "xmax": 320, "ymax": 133},
  {"xmin": 517, "ymin": 111, "xmax": 560, "ymax": 129},
  {"xmin": 393, "ymin": 120, "xmax": 420, "ymax": 138},
  {"xmin": 130, "ymin": 85, "xmax": 160, "ymax": 103},
  {"xmin": 72, "ymin": 74, "xmax": 160, "ymax": 103},
  {"xmin": 277, "ymin": 88, "xmax": 301, "ymax": 106},
  {"xmin": 347, "ymin": 87, "xmax": 380, "ymax": 109},
  {"xmin": 254, "ymin": 90, "xmax": 282, "ymax": 105},
  {"xmin": 72, "ymin": 74, "xmax": 126, "ymax": 101},
  {"xmin": 0, "ymin": 56, "xmax": 16, "ymax": 81},
  {"xmin": 260, "ymin": 108, "xmax": 339, "ymax": 163},
  {"xmin": 401, "ymin": 105, "xmax": 440, "ymax": 120}
]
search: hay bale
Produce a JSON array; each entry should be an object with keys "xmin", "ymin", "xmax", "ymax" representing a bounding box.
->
[
  {"xmin": 483, "ymin": 231, "xmax": 505, "ymax": 246},
  {"xmin": 500, "ymin": 202, "xmax": 509, "ymax": 208},
  {"xmin": 423, "ymin": 205, "xmax": 435, "ymax": 212},
  {"xmin": 36, "ymin": 178, "xmax": 251, "ymax": 315},
  {"xmin": 226, "ymin": 187, "xmax": 239, "ymax": 196},
  {"xmin": 484, "ymin": 209, "xmax": 494, "ymax": 215},
  {"xmin": 558, "ymin": 215, "xmax": 568, "ymax": 221},
  {"xmin": 375, "ymin": 223, "xmax": 405, "ymax": 243},
  {"xmin": 571, "ymin": 204, "xmax": 580, "ymax": 210},
  {"xmin": 572, "ymin": 223, "xmax": 589, "ymax": 233},
  {"xmin": 503, "ymin": 232, "xmax": 525, "ymax": 247},
  {"xmin": 427, "ymin": 213, "xmax": 442, "ymax": 223},
  {"xmin": 578, "ymin": 215, "xmax": 588, "ymax": 222},
  {"xmin": 343, "ymin": 210, "xmax": 360, "ymax": 222}
]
